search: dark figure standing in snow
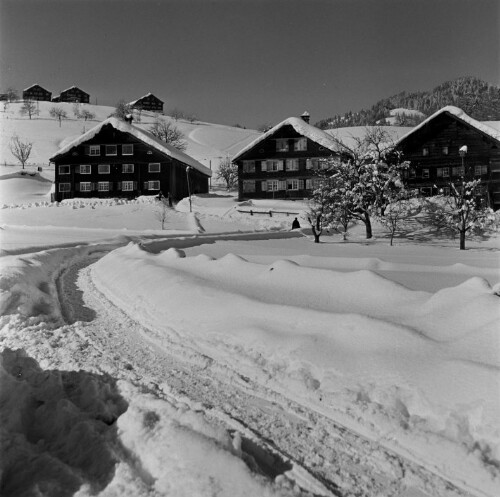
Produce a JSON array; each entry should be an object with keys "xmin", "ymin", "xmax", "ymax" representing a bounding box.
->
[
  {"xmin": 157, "ymin": 191, "xmax": 163, "ymax": 200},
  {"xmin": 167, "ymin": 192, "xmax": 173, "ymax": 208},
  {"xmin": 292, "ymin": 217, "xmax": 300, "ymax": 230}
]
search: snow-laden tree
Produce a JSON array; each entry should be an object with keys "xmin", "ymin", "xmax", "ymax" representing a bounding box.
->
[
  {"xmin": 80, "ymin": 109, "xmax": 95, "ymax": 121},
  {"xmin": 9, "ymin": 134, "xmax": 33, "ymax": 169},
  {"xmin": 424, "ymin": 178, "xmax": 497, "ymax": 250},
  {"xmin": 49, "ymin": 106, "xmax": 67, "ymax": 127},
  {"xmin": 307, "ymin": 171, "xmax": 336, "ymax": 243},
  {"xmin": 112, "ymin": 100, "xmax": 133, "ymax": 121},
  {"xmin": 376, "ymin": 195, "xmax": 418, "ymax": 246},
  {"xmin": 216, "ymin": 157, "xmax": 238, "ymax": 190},
  {"xmin": 311, "ymin": 127, "xmax": 411, "ymax": 239},
  {"xmin": 149, "ymin": 118, "xmax": 187, "ymax": 152}
]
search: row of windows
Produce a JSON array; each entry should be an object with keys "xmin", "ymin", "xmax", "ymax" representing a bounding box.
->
[
  {"xmin": 275, "ymin": 138, "xmax": 308, "ymax": 152},
  {"xmin": 242, "ymin": 158, "xmax": 327, "ymax": 173},
  {"xmin": 242, "ymin": 178, "xmax": 323, "ymax": 192},
  {"xmin": 422, "ymin": 146, "xmax": 451, "ymax": 157},
  {"xmin": 58, "ymin": 181, "xmax": 160, "ymax": 192},
  {"xmin": 84, "ymin": 144, "xmax": 134, "ymax": 156},
  {"xmin": 59, "ymin": 163, "xmax": 161, "ymax": 175},
  {"xmin": 408, "ymin": 165, "xmax": 487, "ymax": 179}
]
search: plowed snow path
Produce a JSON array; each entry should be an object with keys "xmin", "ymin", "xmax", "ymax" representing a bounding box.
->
[{"xmin": 52, "ymin": 252, "xmax": 476, "ymax": 497}]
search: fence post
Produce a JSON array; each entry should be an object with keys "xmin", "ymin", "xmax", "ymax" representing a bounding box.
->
[
  {"xmin": 269, "ymin": 210, "xmax": 272, "ymax": 217},
  {"xmin": 250, "ymin": 209, "xmax": 253, "ymax": 216}
]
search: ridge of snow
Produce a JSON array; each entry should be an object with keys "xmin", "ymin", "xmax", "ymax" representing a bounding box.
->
[
  {"xmin": 396, "ymin": 105, "xmax": 500, "ymax": 145},
  {"xmin": 232, "ymin": 117, "xmax": 339, "ymax": 161},
  {"xmin": 50, "ymin": 117, "xmax": 212, "ymax": 176}
]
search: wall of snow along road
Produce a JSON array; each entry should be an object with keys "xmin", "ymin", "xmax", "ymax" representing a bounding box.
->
[{"xmin": 92, "ymin": 242, "xmax": 500, "ymax": 495}]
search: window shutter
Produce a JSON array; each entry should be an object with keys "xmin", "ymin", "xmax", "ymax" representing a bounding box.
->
[
  {"xmin": 306, "ymin": 159, "xmax": 312, "ymax": 170},
  {"xmin": 261, "ymin": 161, "xmax": 267, "ymax": 172},
  {"xmin": 279, "ymin": 180, "xmax": 287, "ymax": 190},
  {"xmin": 133, "ymin": 181, "xmax": 137, "ymax": 190},
  {"xmin": 278, "ymin": 160, "xmax": 284, "ymax": 171},
  {"xmin": 117, "ymin": 182, "xmax": 122, "ymax": 191},
  {"xmin": 84, "ymin": 146, "xmax": 90, "ymax": 155},
  {"xmin": 306, "ymin": 179, "xmax": 312, "ymax": 189},
  {"xmin": 299, "ymin": 179, "xmax": 305, "ymax": 190},
  {"xmin": 92, "ymin": 183, "xmax": 96, "ymax": 191},
  {"xmin": 144, "ymin": 181, "xmax": 149, "ymax": 190},
  {"xmin": 75, "ymin": 183, "xmax": 80, "ymax": 192},
  {"xmin": 261, "ymin": 181, "xmax": 267, "ymax": 191}
]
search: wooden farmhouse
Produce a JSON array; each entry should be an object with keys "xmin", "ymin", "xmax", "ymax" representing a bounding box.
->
[
  {"xmin": 22, "ymin": 84, "xmax": 52, "ymax": 101},
  {"xmin": 50, "ymin": 117, "xmax": 211, "ymax": 202},
  {"xmin": 52, "ymin": 86, "xmax": 90, "ymax": 103},
  {"xmin": 233, "ymin": 112, "xmax": 339, "ymax": 200},
  {"xmin": 129, "ymin": 93, "xmax": 164, "ymax": 112},
  {"xmin": 396, "ymin": 106, "xmax": 500, "ymax": 210}
]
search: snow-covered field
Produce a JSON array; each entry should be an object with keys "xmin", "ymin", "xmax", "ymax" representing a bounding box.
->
[{"xmin": 1, "ymin": 156, "xmax": 500, "ymax": 495}]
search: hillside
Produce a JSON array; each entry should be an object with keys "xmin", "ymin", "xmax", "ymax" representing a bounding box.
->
[
  {"xmin": 316, "ymin": 76, "xmax": 500, "ymax": 129},
  {"xmin": 0, "ymin": 101, "xmax": 261, "ymax": 175}
]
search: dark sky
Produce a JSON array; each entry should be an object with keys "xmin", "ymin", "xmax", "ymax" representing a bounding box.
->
[{"xmin": 1, "ymin": 0, "xmax": 498, "ymax": 128}]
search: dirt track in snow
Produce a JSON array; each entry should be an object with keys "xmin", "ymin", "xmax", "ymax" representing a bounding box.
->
[{"xmin": 51, "ymin": 250, "xmax": 478, "ymax": 497}]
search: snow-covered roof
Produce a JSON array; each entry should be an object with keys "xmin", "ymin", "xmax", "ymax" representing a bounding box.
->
[
  {"xmin": 232, "ymin": 117, "xmax": 340, "ymax": 161},
  {"xmin": 396, "ymin": 105, "xmax": 500, "ymax": 146},
  {"xmin": 50, "ymin": 117, "xmax": 212, "ymax": 176},
  {"xmin": 129, "ymin": 92, "xmax": 163, "ymax": 106},
  {"xmin": 23, "ymin": 84, "xmax": 49, "ymax": 92},
  {"xmin": 60, "ymin": 86, "xmax": 89, "ymax": 96}
]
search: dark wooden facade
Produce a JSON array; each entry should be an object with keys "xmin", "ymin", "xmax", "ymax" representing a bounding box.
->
[
  {"xmin": 234, "ymin": 119, "xmax": 337, "ymax": 200},
  {"xmin": 51, "ymin": 122, "xmax": 209, "ymax": 202},
  {"xmin": 130, "ymin": 93, "xmax": 164, "ymax": 112},
  {"xmin": 53, "ymin": 86, "xmax": 90, "ymax": 103},
  {"xmin": 397, "ymin": 110, "xmax": 500, "ymax": 210},
  {"xmin": 23, "ymin": 84, "xmax": 52, "ymax": 101}
]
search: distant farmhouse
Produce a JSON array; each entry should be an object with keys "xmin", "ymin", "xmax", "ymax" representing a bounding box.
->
[
  {"xmin": 233, "ymin": 112, "xmax": 340, "ymax": 200},
  {"xmin": 22, "ymin": 84, "xmax": 52, "ymax": 102},
  {"xmin": 396, "ymin": 106, "xmax": 500, "ymax": 210},
  {"xmin": 52, "ymin": 86, "xmax": 90, "ymax": 104},
  {"xmin": 129, "ymin": 92, "xmax": 164, "ymax": 112},
  {"xmin": 50, "ymin": 117, "xmax": 211, "ymax": 202}
]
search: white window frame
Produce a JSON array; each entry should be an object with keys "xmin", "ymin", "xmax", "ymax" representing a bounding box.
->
[
  {"xmin": 276, "ymin": 139, "xmax": 289, "ymax": 152},
  {"xmin": 475, "ymin": 165, "xmax": 487, "ymax": 175},
  {"xmin": 242, "ymin": 180, "xmax": 255, "ymax": 192},
  {"xmin": 59, "ymin": 165, "xmax": 70, "ymax": 175},
  {"xmin": 122, "ymin": 144, "xmax": 134, "ymax": 155},
  {"xmin": 268, "ymin": 180, "xmax": 279, "ymax": 191},
  {"xmin": 422, "ymin": 169, "xmax": 430, "ymax": 179},
  {"xmin": 442, "ymin": 167, "xmax": 450, "ymax": 178},
  {"xmin": 422, "ymin": 147, "xmax": 429, "ymax": 157},
  {"xmin": 147, "ymin": 180, "xmax": 160, "ymax": 190},
  {"xmin": 122, "ymin": 181, "xmax": 134, "ymax": 191},
  {"xmin": 89, "ymin": 145, "xmax": 100, "ymax": 156},
  {"xmin": 452, "ymin": 166, "xmax": 464, "ymax": 176},
  {"xmin": 148, "ymin": 163, "xmax": 161, "ymax": 173},
  {"xmin": 285, "ymin": 159, "xmax": 299, "ymax": 171},
  {"xmin": 266, "ymin": 160, "xmax": 283, "ymax": 172},
  {"xmin": 80, "ymin": 182, "xmax": 92, "ymax": 192},
  {"xmin": 105, "ymin": 145, "xmax": 117, "ymax": 156},
  {"xmin": 242, "ymin": 160, "xmax": 255, "ymax": 173},
  {"xmin": 79, "ymin": 164, "xmax": 91, "ymax": 174},
  {"xmin": 59, "ymin": 183, "xmax": 71, "ymax": 192},
  {"xmin": 294, "ymin": 138, "xmax": 307, "ymax": 151},
  {"xmin": 122, "ymin": 164, "xmax": 134, "ymax": 173},
  {"xmin": 98, "ymin": 181, "xmax": 109, "ymax": 192},
  {"xmin": 287, "ymin": 179, "xmax": 299, "ymax": 190},
  {"xmin": 98, "ymin": 164, "xmax": 110, "ymax": 174}
]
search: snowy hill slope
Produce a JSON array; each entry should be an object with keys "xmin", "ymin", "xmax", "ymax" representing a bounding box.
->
[{"xmin": 0, "ymin": 101, "xmax": 260, "ymax": 175}]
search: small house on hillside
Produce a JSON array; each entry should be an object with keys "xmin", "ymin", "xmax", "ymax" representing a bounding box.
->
[
  {"xmin": 50, "ymin": 117, "xmax": 211, "ymax": 202},
  {"xmin": 52, "ymin": 86, "xmax": 90, "ymax": 104},
  {"xmin": 129, "ymin": 93, "xmax": 164, "ymax": 112},
  {"xmin": 22, "ymin": 84, "xmax": 52, "ymax": 102},
  {"xmin": 396, "ymin": 106, "xmax": 500, "ymax": 210},
  {"xmin": 233, "ymin": 112, "xmax": 340, "ymax": 200}
]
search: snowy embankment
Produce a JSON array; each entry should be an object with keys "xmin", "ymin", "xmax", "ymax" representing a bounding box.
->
[{"xmin": 91, "ymin": 241, "xmax": 500, "ymax": 496}]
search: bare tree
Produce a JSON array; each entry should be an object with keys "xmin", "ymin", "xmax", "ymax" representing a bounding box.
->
[
  {"xmin": 6, "ymin": 87, "xmax": 18, "ymax": 102},
  {"xmin": 111, "ymin": 99, "xmax": 133, "ymax": 121},
  {"xmin": 80, "ymin": 109, "xmax": 95, "ymax": 121},
  {"xmin": 149, "ymin": 118, "xmax": 187, "ymax": 151},
  {"xmin": 216, "ymin": 157, "xmax": 238, "ymax": 189},
  {"xmin": 155, "ymin": 199, "xmax": 170, "ymax": 229},
  {"xmin": 49, "ymin": 106, "xmax": 68, "ymax": 127},
  {"xmin": 20, "ymin": 100, "xmax": 37, "ymax": 119},
  {"xmin": 10, "ymin": 135, "xmax": 33, "ymax": 169},
  {"xmin": 72, "ymin": 102, "xmax": 81, "ymax": 118},
  {"xmin": 168, "ymin": 108, "xmax": 186, "ymax": 121}
]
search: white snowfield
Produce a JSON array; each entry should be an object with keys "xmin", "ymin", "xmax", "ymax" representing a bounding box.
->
[{"xmin": 1, "ymin": 180, "xmax": 500, "ymax": 494}]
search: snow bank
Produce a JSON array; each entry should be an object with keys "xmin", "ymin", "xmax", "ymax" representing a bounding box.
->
[{"xmin": 92, "ymin": 242, "xmax": 500, "ymax": 494}]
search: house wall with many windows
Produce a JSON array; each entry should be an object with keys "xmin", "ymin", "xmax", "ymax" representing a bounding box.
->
[
  {"xmin": 22, "ymin": 84, "xmax": 52, "ymax": 102},
  {"xmin": 51, "ymin": 119, "xmax": 210, "ymax": 202},
  {"xmin": 396, "ymin": 107, "xmax": 500, "ymax": 210},
  {"xmin": 233, "ymin": 117, "xmax": 338, "ymax": 200}
]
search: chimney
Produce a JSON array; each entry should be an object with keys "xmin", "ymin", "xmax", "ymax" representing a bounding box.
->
[
  {"xmin": 124, "ymin": 114, "xmax": 134, "ymax": 124},
  {"xmin": 301, "ymin": 111, "xmax": 310, "ymax": 124}
]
